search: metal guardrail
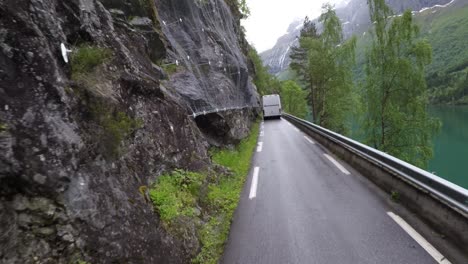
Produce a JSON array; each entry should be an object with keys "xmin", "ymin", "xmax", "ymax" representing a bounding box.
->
[{"xmin": 283, "ymin": 113, "xmax": 468, "ymax": 216}]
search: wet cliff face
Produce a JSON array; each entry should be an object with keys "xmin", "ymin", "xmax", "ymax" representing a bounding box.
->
[
  {"xmin": 156, "ymin": 0, "xmax": 258, "ymax": 115},
  {"xmin": 0, "ymin": 0, "xmax": 257, "ymax": 263}
]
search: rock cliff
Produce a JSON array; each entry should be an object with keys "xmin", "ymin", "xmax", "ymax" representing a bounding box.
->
[{"xmin": 0, "ymin": 0, "xmax": 258, "ymax": 263}]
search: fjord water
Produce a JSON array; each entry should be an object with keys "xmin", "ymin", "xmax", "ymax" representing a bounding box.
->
[{"xmin": 428, "ymin": 105, "xmax": 468, "ymax": 189}]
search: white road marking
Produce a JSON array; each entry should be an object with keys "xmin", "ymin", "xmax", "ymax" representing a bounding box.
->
[
  {"xmin": 293, "ymin": 127, "xmax": 299, "ymax": 132},
  {"xmin": 324, "ymin": 154, "xmax": 350, "ymax": 175},
  {"xmin": 257, "ymin": 142, "xmax": 263, "ymax": 152},
  {"xmin": 387, "ymin": 212, "xmax": 451, "ymax": 264},
  {"xmin": 260, "ymin": 131, "xmax": 264, "ymax": 137},
  {"xmin": 304, "ymin": 136, "xmax": 315, "ymax": 144},
  {"xmin": 249, "ymin": 167, "xmax": 260, "ymax": 199}
]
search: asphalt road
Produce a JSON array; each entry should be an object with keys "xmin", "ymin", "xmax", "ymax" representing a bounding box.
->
[{"xmin": 222, "ymin": 119, "xmax": 438, "ymax": 264}]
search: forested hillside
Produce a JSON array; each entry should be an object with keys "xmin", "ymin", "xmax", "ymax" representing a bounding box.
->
[
  {"xmin": 265, "ymin": 0, "xmax": 468, "ymax": 104},
  {"xmin": 420, "ymin": 1, "xmax": 468, "ymax": 104},
  {"xmin": 354, "ymin": 0, "xmax": 468, "ymax": 104}
]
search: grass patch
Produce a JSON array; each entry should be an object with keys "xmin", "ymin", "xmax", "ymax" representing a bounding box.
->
[
  {"xmin": 194, "ymin": 121, "xmax": 259, "ymax": 264},
  {"xmin": 149, "ymin": 121, "xmax": 260, "ymax": 264},
  {"xmin": 149, "ymin": 170, "xmax": 206, "ymax": 223},
  {"xmin": 71, "ymin": 45, "xmax": 112, "ymax": 81}
]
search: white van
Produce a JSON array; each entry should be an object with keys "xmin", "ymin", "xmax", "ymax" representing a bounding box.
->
[{"xmin": 262, "ymin": 94, "xmax": 282, "ymax": 119}]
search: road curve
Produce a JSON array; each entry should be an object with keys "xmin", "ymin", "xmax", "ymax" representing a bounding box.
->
[{"xmin": 222, "ymin": 119, "xmax": 437, "ymax": 264}]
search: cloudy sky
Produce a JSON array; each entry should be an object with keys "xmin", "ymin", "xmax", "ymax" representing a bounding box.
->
[{"xmin": 242, "ymin": 0, "xmax": 347, "ymax": 52}]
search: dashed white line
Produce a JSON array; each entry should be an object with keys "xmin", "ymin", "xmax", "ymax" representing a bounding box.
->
[
  {"xmin": 249, "ymin": 167, "xmax": 260, "ymax": 199},
  {"xmin": 387, "ymin": 212, "xmax": 451, "ymax": 264},
  {"xmin": 324, "ymin": 154, "xmax": 350, "ymax": 175},
  {"xmin": 257, "ymin": 142, "xmax": 263, "ymax": 152},
  {"xmin": 293, "ymin": 127, "xmax": 299, "ymax": 132},
  {"xmin": 304, "ymin": 136, "xmax": 315, "ymax": 144}
]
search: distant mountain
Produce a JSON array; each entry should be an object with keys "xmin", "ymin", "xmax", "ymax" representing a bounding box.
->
[{"xmin": 260, "ymin": 0, "xmax": 453, "ymax": 75}]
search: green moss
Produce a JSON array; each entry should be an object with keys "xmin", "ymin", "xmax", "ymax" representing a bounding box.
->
[
  {"xmin": 192, "ymin": 217, "xmax": 230, "ymax": 264},
  {"xmin": 391, "ymin": 190, "xmax": 400, "ymax": 202},
  {"xmin": 140, "ymin": 0, "xmax": 160, "ymax": 28},
  {"xmin": 64, "ymin": 87, "xmax": 74, "ymax": 95},
  {"xmin": 88, "ymin": 101, "xmax": 142, "ymax": 158},
  {"xmin": 139, "ymin": 185, "xmax": 148, "ymax": 196},
  {"xmin": 161, "ymin": 63, "xmax": 178, "ymax": 76},
  {"xmin": 71, "ymin": 45, "xmax": 112, "ymax": 81},
  {"xmin": 0, "ymin": 123, "xmax": 7, "ymax": 132},
  {"xmin": 149, "ymin": 121, "xmax": 260, "ymax": 264}
]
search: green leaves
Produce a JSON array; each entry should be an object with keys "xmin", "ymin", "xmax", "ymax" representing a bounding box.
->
[
  {"xmin": 280, "ymin": 80, "xmax": 308, "ymax": 118},
  {"xmin": 291, "ymin": 6, "xmax": 357, "ymax": 135},
  {"xmin": 238, "ymin": 0, "xmax": 250, "ymax": 18},
  {"xmin": 363, "ymin": 0, "xmax": 439, "ymax": 168},
  {"xmin": 248, "ymin": 47, "xmax": 281, "ymax": 95}
]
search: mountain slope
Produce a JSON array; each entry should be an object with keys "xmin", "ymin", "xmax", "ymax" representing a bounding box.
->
[
  {"xmin": 351, "ymin": 0, "xmax": 468, "ymax": 103},
  {"xmin": 260, "ymin": 0, "xmax": 453, "ymax": 75}
]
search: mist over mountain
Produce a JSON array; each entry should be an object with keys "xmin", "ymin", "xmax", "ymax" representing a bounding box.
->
[{"xmin": 260, "ymin": 0, "xmax": 453, "ymax": 75}]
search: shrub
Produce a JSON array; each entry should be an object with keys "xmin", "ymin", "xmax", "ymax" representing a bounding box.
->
[
  {"xmin": 149, "ymin": 170, "xmax": 206, "ymax": 223},
  {"xmin": 71, "ymin": 45, "xmax": 112, "ymax": 80},
  {"xmin": 149, "ymin": 121, "xmax": 260, "ymax": 264}
]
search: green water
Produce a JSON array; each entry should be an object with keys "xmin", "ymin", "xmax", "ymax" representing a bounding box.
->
[{"xmin": 428, "ymin": 105, "xmax": 468, "ymax": 189}]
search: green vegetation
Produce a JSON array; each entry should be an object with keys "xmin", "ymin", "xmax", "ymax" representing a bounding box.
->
[
  {"xmin": 280, "ymin": 80, "xmax": 308, "ymax": 118},
  {"xmin": 69, "ymin": 45, "xmax": 141, "ymax": 158},
  {"xmin": 161, "ymin": 63, "xmax": 179, "ymax": 76},
  {"xmin": 0, "ymin": 123, "xmax": 7, "ymax": 132},
  {"xmin": 390, "ymin": 190, "xmax": 400, "ymax": 202},
  {"xmin": 248, "ymin": 47, "xmax": 281, "ymax": 95},
  {"xmin": 88, "ymin": 101, "xmax": 142, "ymax": 158},
  {"xmin": 141, "ymin": 0, "xmax": 160, "ymax": 27},
  {"xmin": 351, "ymin": 3, "xmax": 468, "ymax": 104},
  {"xmin": 150, "ymin": 170, "xmax": 206, "ymax": 222},
  {"xmin": 283, "ymin": 1, "xmax": 442, "ymax": 169},
  {"xmin": 363, "ymin": 0, "xmax": 439, "ymax": 168},
  {"xmin": 290, "ymin": 5, "xmax": 357, "ymax": 134},
  {"xmin": 195, "ymin": 121, "xmax": 259, "ymax": 264},
  {"xmin": 237, "ymin": 0, "xmax": 250, "ymax": 18},
  {"xmin": 149, "ymin": 122, "xmax": 260, "ymax": 264},
  {"xmin": 70, "ymin": 45, "xmax": 112, "ymax": 80},
  {"xmin": 225, "ymin": 0, "xmax": 250, "ymax": 18},
  {"xmin": 418, "ymin": 4, "xmax": 468, "ymax": 104},
  {"xmin": 418, "ymin": 4, "xmax": 468, "ymax": 77},
  {"xmin": 277, "ymin": 68, "xmax": 297, "ymax": 81}
]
